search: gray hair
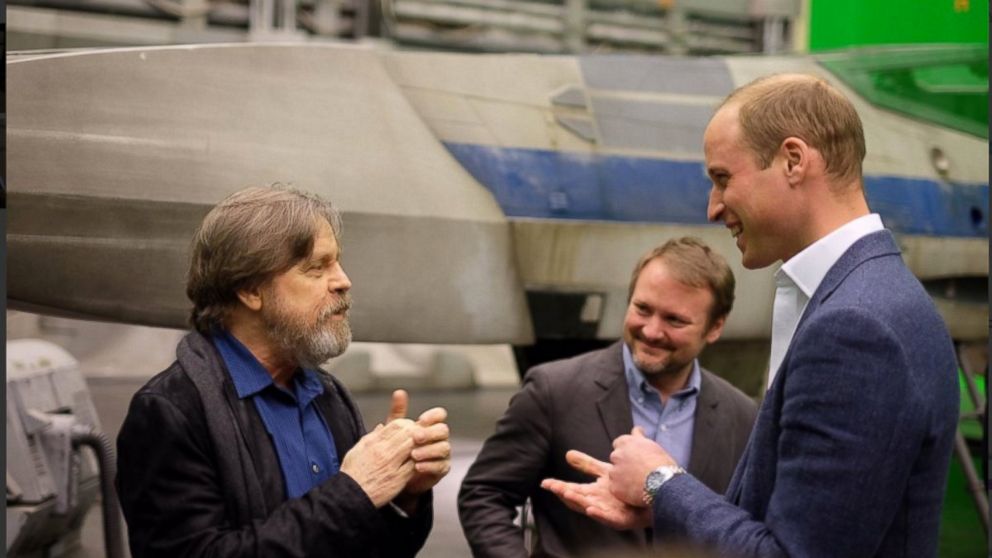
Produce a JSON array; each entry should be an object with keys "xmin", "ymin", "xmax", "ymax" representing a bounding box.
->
[{"xmin": 186, "ymin": 185, "xmax": 342, "ymax": 334}]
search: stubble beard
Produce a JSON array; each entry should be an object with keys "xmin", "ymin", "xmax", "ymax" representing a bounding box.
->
[
  {"xmin": 263, "ymin": 292, "xmax": 353, "ymax": 369},
  {"xmin": 632, "ymin": 350, "xmax": 687, "ymax": 378},
  {"xmin": 626, "ymin": 332, "xmax": 690, "ymax": 379}
]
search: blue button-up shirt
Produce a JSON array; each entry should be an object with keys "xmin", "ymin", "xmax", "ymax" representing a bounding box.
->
[
  {"xmin": 622, "ymin": 343, "xmax": 700, "ymax": 468},
  {"xmin": 213, "ymin": 331, "xmax": 339, "ymax": 499}
]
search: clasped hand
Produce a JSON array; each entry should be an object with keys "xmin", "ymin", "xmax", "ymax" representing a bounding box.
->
[
  {"xmin": 340, "ymin": 390, "xmax": 451, "ymax": 511},
  {"xmin": 540, "ymin": 427, "xmax": 676, "ymax": 529}
]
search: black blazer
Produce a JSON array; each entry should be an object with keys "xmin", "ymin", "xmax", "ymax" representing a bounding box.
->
[
  {"xmin": 458, "ymin": 341, "xmax": 757, "ymax": 557},
  {"xmin": 116, "ymin": 332, "xmax": 432, "ymax": 558}
]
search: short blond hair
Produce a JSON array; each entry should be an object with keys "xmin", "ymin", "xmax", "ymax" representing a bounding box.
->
[{"xmin": 723, "ymin": 74, "xmax": 866, "ymax": 183}]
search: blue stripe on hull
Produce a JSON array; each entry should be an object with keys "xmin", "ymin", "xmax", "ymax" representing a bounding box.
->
[{"xmin": 444, "ymin": 143, "xmax": 988, "ymax": 238}]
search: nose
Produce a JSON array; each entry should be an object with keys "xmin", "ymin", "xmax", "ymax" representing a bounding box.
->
[
  {"xmin": 640, "ymin": 316, "xmax": 668, "ymax": 343},
  {"xmin": 328, "ymin": 262, "xmax": 352, "ymax": 294},
  {"xmin": 707, "ymin": 187, "xmax": 724, "ymax": 223}
]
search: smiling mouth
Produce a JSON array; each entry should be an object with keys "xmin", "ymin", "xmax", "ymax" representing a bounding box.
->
[
  {"xmin": 728, "ymin": 223, "xmax": 742, "ymax": 238},
  {"xmin": 637, "ymin": 338, "xmax": 673, "ymax": 353}
]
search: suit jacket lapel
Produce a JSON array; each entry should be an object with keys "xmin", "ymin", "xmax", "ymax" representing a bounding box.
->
[
  {"xmin": 687, "ymin": 369, "xmax": 720, "ymax": 483},
  {"xmin": 795, "ymin": 230, "xmax": 898, "ymax": 336},
  {"xmin": 725, "ymin": 437, "xmax": 751, "ymax": 504},
  {"xmin": 594, "ymin": 342, "xmax": 635, "ymax": 447},
  {"xmin": 770, "ymin": 230, "xmax": 900, "ymax": 388},
  {"xmin": 592, "ymin": 342, "xmax": 646, "ymax": 546}
]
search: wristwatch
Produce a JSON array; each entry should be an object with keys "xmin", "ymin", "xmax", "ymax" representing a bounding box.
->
[{"xmin": 643, "ymin": 465, "xmax": 686, "ymax": 505}]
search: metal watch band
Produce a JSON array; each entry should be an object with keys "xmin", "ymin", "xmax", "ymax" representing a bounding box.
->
[{"xmin": 642, "ymin": 465, "xmax": 686, "ymax": 506}]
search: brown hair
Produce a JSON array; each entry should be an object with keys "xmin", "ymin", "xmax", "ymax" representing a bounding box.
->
[
  {"xmin": 627, "ymin": 237, "xmax": 735, "ymax": 327},
  {"xmin": 186, "ymin": 185, "xmax": 342, "ymax": 334},
  {"xmin": 723, "ymin": 73, "xmax": 866, "ymax": 183}
]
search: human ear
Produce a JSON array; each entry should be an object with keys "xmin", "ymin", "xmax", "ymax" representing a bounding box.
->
[
  {"xmin": 704, "ymin": 316, "xmax": 726, "ymax": 343},
  {"xmin": 781, "ymin": 137, "xmax": 808, "ymax": 185},
  {"xmin": 236, "ymin": 285, "xmax": 264, "ymax": 312}
]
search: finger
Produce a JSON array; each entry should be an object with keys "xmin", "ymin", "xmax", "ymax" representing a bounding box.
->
[
  {"xmin": 386, "ymin": 389, "xmax": 409, "ymax": 422},
  {"xmin": 565, "ymin": 450, "xmax": 610, "ymax": 478},
  {"xmin": 540, "ymin": 478, "xmax": 573, "ymax": 499},
  {"xmin": 631, "ymin": 426, "xmax": 647, "ymax": 438},
  {"xmin": 612, "ymin": 434, "xmax": 632, "ymax": 449},
  {"xmin": 561, "ymin": 487, "xmax": 594, "ymax": 514},
  {"xmin": 411, "ymin": 440, "xmax": 451, "ymax": 461},
  {"xmin": 397, "ymin": 457, "xmax": 417, "ymax": 477},
  {"xmin": 414, "ymin": 458, "xmax": 451, "ymax": 477},
  {"xmin": 413, "ymin": 422, "xmax": 450, "ymax": 445},
  {"xmin": 383, "ymin": 418, "xmax": 419, "ymax": 440},
  {"xmin": 416, "ymin": 407, "xmax": 448, "ymax": 426},
  {"xmin": 541, "ymin": 479, "xmax": 588, "ymax": 513},
  {"xmin": 586, "ymin": 506, "xmax": 630, "ymax": 531},
  {"xmin": 379, "ymin": 420, "xmax": 417, "ymax": 447}
]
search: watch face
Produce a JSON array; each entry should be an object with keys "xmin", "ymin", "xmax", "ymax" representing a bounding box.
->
[
  {"xmin": 644, "ymin": 465, "xmax": 683, "ymax": 505},
  {"xmin": 646, "ymin": 469, "xmax": 666, "ymax": 492}
]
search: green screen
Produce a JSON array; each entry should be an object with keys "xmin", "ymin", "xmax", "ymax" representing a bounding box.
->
[{"xmin": 810, "ymin": 0, "xmax": 988, "ymax": 51}]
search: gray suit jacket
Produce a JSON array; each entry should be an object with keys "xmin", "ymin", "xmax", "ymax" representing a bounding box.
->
[
  {"xmin": 459, "ymin": 341, "xmax": 757, "ymax": 557},
  {"xmin": 650, "ymin": 231, "xmax": 959, "ymax": 557}
]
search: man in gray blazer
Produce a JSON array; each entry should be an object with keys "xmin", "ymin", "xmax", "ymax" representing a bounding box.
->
[
  {"xmin": 543, "ymin": 74, "xmax": 959, "ymax": 557},
  {"xmin": 459, "ymin": 237, "xmax": 758, "ymax": 557}
]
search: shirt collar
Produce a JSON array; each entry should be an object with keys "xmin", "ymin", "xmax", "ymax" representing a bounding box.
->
[
  {"xmin": 777, "ymin": 214, "xmax": 884, "ymax": 298},
  {"xmin": 622, "ymin": 343, "xmax": 701, "ymax": 401},
  {"xmin": 212, "ymin": 330, "xmax": 324, "ymax": 403}
]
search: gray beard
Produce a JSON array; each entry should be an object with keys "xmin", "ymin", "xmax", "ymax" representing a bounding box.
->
[{"xmin": 264, "ymin": 294, "xmax": 353, "ymax": 369}]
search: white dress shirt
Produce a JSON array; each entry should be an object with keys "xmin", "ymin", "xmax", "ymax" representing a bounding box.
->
[{"xmin": 767, "ymin": 214, "xmax": 885, "ymax": 387}]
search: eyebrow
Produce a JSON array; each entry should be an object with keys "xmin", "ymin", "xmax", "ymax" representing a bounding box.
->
[
  {"xmin": 706, "ymin": 166, "xmax": 727, "ymax": 180},
  {"xmin": 306, "ymin": 251, "xmax": 337, "ymax": 268},
  {"xmin": 666, "ymin": 311, "xmax": 692, "ymax": 322}
]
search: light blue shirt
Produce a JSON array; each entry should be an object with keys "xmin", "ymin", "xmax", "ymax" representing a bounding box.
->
[
  {"xmin": 768, "ymin": 213, "xmax": 885, "ymax": 386},
  {"xmin": 213, "ymin": 331, "xmax": 340, "ymax": 499},
  {"xmin": 622, "ymin": 343, "xmax": 700, "ymax": 468}
]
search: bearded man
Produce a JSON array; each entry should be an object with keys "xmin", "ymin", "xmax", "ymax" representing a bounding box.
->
[
  {"xmin": 458, "ymin": 237, "xmax": 756, "ymax": 557},
  {"xmin": 116, "ymin": 186, "xmax": 451, "ymax": 558}
]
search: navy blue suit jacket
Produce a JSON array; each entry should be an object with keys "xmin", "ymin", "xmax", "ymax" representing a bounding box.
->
[{"xmin": 650, "ymin": 230, "xmax": 959, "ymax": 557}]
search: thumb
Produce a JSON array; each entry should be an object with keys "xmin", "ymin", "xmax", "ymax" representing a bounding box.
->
[
  {"xmin": 631, "ymin": 426, "xmax": 648, "ymax": 438},
  {"xmin": 386, "ymin": 389, "xmax": 409, "ymax": 422}
]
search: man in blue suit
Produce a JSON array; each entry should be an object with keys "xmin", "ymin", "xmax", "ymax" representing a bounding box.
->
[{"xmin": 542, "ymin": 73, "xmax": 959, "ymax": 557}]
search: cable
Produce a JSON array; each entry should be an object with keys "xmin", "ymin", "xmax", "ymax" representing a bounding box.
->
[{"xmin": 73, "ymin": 431, "xmax": 126, "ymax": 558}]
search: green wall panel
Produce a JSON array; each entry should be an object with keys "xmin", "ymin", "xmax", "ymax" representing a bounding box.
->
[{"xmin": 810, "ymin": 0, "xmax": 988, "ymax": 51}]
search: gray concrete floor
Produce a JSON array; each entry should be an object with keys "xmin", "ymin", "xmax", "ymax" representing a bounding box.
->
[{"xmin": 78, "ymin": 378, "xmax": 518, "ymax": 558}]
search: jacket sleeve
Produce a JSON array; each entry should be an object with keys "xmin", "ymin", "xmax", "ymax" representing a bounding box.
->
[
  {"xmin": 651, "ymin": 307, "xmax": 923, "ymax": 558},
  {"xmin": 117, "ymin": 390, "xmax": 430, "ymax": 558},
  {"xmin": 458, "ymin": 369, "xmax": 554, "ymax": 558}
]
